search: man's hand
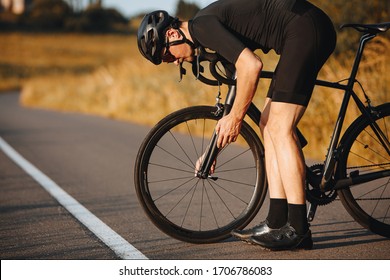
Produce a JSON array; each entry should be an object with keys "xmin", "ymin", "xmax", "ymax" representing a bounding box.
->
[
  {"xmin": 215, "ymin": 113, "xmax": 242, "ymax": 149},
  {"xmin": 195, "ymin": 152, "xmax": 217, "ymax": 176},
  {"xmin": 213, "ymin": 48, "xmax": 262, "ymax": 149}
]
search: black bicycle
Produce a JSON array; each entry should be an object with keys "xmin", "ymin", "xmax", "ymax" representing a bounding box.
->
[{"xmin": 134, "ymin": 22, "xmax": 390, "ymax": 243}]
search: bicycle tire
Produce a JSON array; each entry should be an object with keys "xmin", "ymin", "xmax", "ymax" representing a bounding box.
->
[
  {"xmin": 134, "ymin": 106, "xmax": 267, "ymax": 243},
  {"xmin": 337, "ymin": 102, "xmax": 390, "ymax": 238}
]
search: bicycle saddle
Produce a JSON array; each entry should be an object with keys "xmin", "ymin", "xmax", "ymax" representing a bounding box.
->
[{"xmin": 341, "ymin": 22, "xmax": 390, "ymax": 34}]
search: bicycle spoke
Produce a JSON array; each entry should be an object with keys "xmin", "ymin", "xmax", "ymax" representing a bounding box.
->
[
  {"xmin": 163, "ymin": 179, "xmax": 199, "ymax": 218},
  {"xmin": 217, "ymin": 166, "xmax": 256, "ymax": 174},
  {"xmin": 167, "ymin": 131, "xmax": 197, "ymax": 169},
  {"xmin": 354, "ymin": 180, "xmax": 390, "ymax": 200},
  {"xmin": 206, "ymin": 179, "xmax": 237, "ymax": 219},
  {"xmin": 370, "ymin": 179, "xmax": 387, "ymax": 218},
  {"xmin": 153, "ymin": 176, "xmax": 197, "ymax": 202},
  {"xmin": 149, "ymin": 162, "xmax": 193, "ymax": 175},
  {"xmin": 356, "ymin": 136, "xmax": 389, "ymax": 161},
  {"xmin": 207, "ymin": 178, "xmax": 252, "ymax": 205},
  {"xmin": 185, "ymin": 121, "xmax": 201, "ymax": 161},
  {"xmin": 201, "ymin": 118, "xmax": 206, "ymax": 158},
  {"xmin": 155, "ymin": 144, "xmax": 194, "ymax": 170},
  {"xmin": 200, "ymin": 181, "xmax": 205, "ymax": 231},
  {"xmin": 181, "ymin": 180, "xmax": 200, "ymax": 227},
  {"xmin": 217, "ymin": 147, "xmax": 253, "ymax": 169},
  {"xmin": 216, "ymin": 177, "xmax": 255, "ymax": 188},
  {"xmin": 203, "ymin": 181, "xmax": 220, "ymax": 229},
  {"xmin": 384, "ymin": 198, "xmax": 390, "ymax": 223},
  {"xmin": 148, "ymin": 174, "xmax": 194, "ymax": 184}
]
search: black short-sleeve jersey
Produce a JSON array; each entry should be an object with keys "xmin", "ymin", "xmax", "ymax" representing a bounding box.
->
[{"xmin": 189, "ymin": 0, "xmax": 298, "ymax": 64}]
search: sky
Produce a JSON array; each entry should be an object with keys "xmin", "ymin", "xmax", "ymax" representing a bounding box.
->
[{"xmin": 101, "ymin": 0, "xmax": 217, "ymax": 17}]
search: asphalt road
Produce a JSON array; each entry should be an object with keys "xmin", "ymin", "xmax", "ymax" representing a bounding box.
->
[{"xmin": 0, "ymin": 92, "xmax": 389, "ymax": 260}]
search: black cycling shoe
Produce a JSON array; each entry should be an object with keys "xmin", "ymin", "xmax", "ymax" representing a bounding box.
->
[
  {"xmin": 231, "ymin": 220, "xmax": 277, "ymax": 242},
  {"xmin": 249, "ymin": 223, "xmax": 313, "ymax": 251}
]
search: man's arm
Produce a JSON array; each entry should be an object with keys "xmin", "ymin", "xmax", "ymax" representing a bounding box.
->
[{"xmin": 215, "ymin": 48, "xmax": 263, "ymax": 148}]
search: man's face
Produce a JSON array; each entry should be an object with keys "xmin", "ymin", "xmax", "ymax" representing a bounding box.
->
[{"xmin": 162, "ymin": 29, "xmax": 195, "ymax": 65}]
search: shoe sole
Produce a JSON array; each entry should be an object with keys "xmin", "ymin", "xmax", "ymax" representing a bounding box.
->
[
  {"xmin": 231, "ymin": 232, "xmax": 250, "ymax": 239},
  {"xmin": 233, "ymin": 231, "xmax": 313, "ymax": 251},
  {"xmin": 248, "ymin": 236, "xmax": 313, "ymax": 251}
]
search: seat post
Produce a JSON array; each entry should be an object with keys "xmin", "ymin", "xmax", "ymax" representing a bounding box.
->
[{"xmin": 347, "ymin": 32, "xmax": 376, "ymax": 87}]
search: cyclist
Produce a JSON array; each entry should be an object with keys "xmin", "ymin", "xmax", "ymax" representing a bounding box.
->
[{"xmin": 137, "ymin": 0, "xmax": 336, "ymax": 250}]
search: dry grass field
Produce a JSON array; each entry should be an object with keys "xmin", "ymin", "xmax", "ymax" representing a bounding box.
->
[
  {"xmin": 0, "ymin": 33, "xmax": 133, "ymax": 91},
  {"xmin": 1, "ymin": 32, "xmax": 388, "ymax": 160}
]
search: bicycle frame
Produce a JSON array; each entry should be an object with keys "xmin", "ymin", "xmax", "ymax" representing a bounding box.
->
[
  {"xmin": 135, "ymin": 22, "xmax": 390, "ymax": 243},
  {"xmin": 318, "ymin": 32, "xmax": 390, "ymax": 190},
  {"xmin": 197, "ymin": 31, "xmax": 390, "ymax": 194}
]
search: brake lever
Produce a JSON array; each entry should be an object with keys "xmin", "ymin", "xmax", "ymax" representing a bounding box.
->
[
  {"xmin": 195, "ymin": 54, "xmax": 205, "ymax": 80},
  {"xmin": 179, "ymin": 62, "xmax": 186, "ymax": 82}
]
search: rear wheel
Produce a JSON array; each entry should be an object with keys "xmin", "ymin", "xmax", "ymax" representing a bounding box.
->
[{"xmin": 337, "ymin": 103, "xmax": 390, "ymax": 238}]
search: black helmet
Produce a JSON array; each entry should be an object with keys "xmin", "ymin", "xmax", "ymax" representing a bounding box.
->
[{"xmin": 137, "ymin": 10, "xmax": 177, "ymax": 65}]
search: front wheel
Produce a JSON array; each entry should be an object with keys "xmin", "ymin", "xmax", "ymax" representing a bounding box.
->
[
  {"xmin": 134, "ymin": 106, "xmax": 267, "ymax": 243},
  {"xmin": 337, "ymin": 103, "xmax": 390, "ymax": 238}
]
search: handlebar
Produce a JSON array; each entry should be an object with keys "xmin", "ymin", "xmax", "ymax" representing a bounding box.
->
[
  {"xmin": 190, "ymin": 47, "xmax": 274, "ymax": 86},
  {"xmin": 191, "ymin": 47, "xmax": 236, "ymax": 86}
]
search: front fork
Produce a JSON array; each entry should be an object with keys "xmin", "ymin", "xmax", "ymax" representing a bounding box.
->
[{"xmin": 196, "ymin": 85, "xmax": 236, "ymax": 179}]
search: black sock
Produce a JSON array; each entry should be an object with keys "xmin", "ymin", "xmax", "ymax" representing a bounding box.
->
[
  {"xmin": 288, "ymin": 203, "xmax": 309, "ymax": 235},
  {"xmin": 266, "ymin": 198, "xmax": 288, "ymax": 229}
]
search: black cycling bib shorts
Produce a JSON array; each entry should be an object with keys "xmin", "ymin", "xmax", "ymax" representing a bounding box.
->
[{"xmin": 189, "ymin": 0, "xmax": 336, "ymax": 106}]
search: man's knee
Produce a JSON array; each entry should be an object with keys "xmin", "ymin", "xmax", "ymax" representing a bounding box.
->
[
  {"xmin": 264, "ymin": 119, "xmax": 295, "ymax": 144},
  {"xmin": 259, "ymin": 117, "xmax": 266, "ymax": 136}
]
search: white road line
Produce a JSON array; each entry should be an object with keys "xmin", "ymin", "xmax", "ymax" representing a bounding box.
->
[{"xmin": 0, "ymin": 136, "xmax": 148, "ymax": 260}]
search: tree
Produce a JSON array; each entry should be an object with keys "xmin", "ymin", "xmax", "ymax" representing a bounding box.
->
[
  {"xmin": 63, "ymin": 2, "xmax": 128, "ymax": 33},
  {"xmin": 312, "ymin": 0, "xmax": 389, "ymax": 25},
  {"xmin": 26, "ymin": 0, "xmax": 72, "ymax": 30},
  {"xmin": 175, "ymin": 0, "xmax": 200, "ymax": 20},
  {"xmin": 311, "ymin": 0, "xmax": 390, "ymax": 54}
]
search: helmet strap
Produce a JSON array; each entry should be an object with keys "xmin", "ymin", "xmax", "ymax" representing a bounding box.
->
[
  {"xmin": 164, "ymin": 25, "xmax": 196, "ymax": 82},
  {"xmin": 177, "ymin": 28, "xmax": 197, "ymax": 49},
  {"xmin": 165, "ymin": 28, "xmax": 196, "ymax": 50}
]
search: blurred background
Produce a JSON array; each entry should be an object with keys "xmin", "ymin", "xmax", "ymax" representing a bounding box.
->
[{"xmin": 0, "ymin": 0, "xmax": 389, "ymax": 160}]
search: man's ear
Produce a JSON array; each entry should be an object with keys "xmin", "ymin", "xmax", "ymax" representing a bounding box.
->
[{"xmin": 166, "ymin": 28, "xmax": 181, "ymax": 40}]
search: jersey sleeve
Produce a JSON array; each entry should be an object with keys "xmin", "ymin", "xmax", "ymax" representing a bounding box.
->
[{"xmin": 190, "ymin": 15, "xmax": 246, "ymax": 64}]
